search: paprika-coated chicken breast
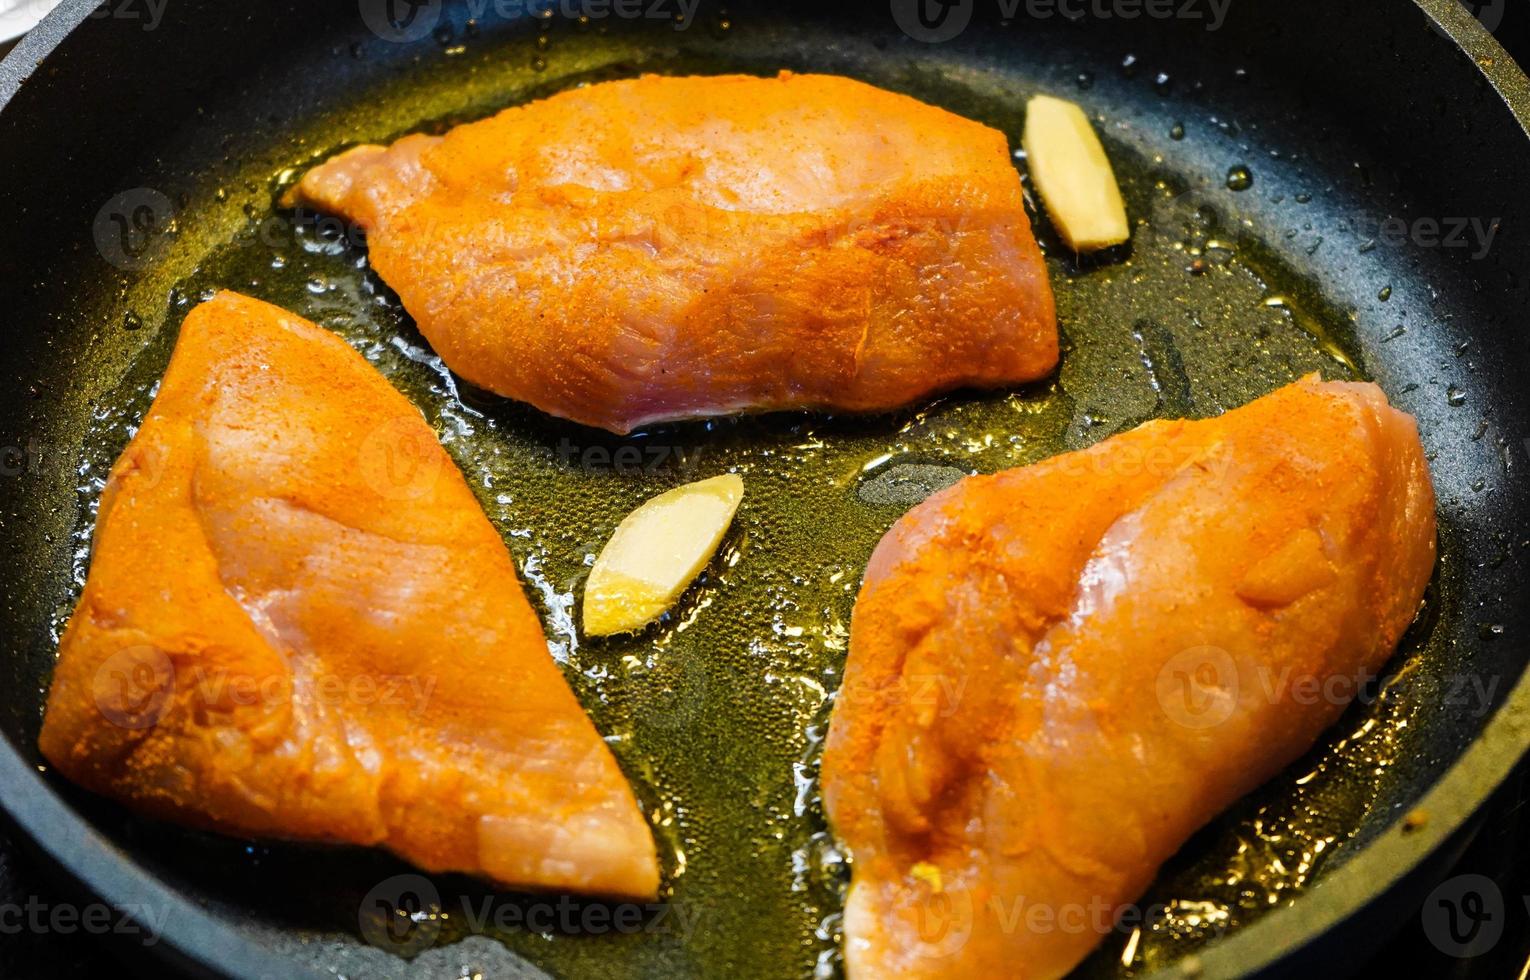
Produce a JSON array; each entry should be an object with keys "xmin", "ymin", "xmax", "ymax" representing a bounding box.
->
[
  {"xmin": 285, "ymin": 71, "xmax": 1057, "ymax": 433},
  {"xmin": 40, "ymin": 291, "xmax": 660, "ymax": 899},
  {"xmin": 821, "ymin": 376, "xmax": 1436, "ymax": 978}
]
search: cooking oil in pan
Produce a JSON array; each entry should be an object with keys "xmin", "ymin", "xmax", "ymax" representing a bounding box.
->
[{"xmin": 57, "ymin": 69, "xmax": 1449, "ymax": 980}]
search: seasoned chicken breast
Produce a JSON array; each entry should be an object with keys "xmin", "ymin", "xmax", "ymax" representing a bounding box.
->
[
  {"xmin": 39, "ymin": 291, "xmax": 659, "ymax": 899},
  {"xmin": 284, "ymin": 71, "xmax": 1057, "ymax": 433},
  {"xmin": 821, "ymin": 376, "xmax": 1436, "ymax": 978}
]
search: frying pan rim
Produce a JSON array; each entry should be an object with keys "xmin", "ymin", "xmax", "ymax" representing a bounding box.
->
[{"xmin": 0, "ymin": 0, "xmax": 1527, "ymax": 977}]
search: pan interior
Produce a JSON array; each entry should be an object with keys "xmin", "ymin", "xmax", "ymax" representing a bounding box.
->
[{"xmin": 2, "ymin": 2, "xmax": 1526, "ymax": 978}]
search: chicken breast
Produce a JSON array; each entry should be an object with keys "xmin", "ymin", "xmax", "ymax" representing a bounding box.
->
[
  {"xmin": 39, "ymin": 291, "xmax": 659, "ymax": 899},
  {"xmin": 284, "ymin": 71, "xmax": 1057, "ymax": 433},
  {"xmin": 821, "ymin": 376, "xmax": 1436, "ymax": 978}
]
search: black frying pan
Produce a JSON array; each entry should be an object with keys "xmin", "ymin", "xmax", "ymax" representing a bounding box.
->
[{"xmin": 1, "ymin": 1, "xmax": 1528, "ymax": 977}]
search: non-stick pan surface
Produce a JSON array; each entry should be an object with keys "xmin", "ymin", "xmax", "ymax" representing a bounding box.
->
[{"xmin": 1, "ymin": 1, "xmax": 1528, "ymax": 977}]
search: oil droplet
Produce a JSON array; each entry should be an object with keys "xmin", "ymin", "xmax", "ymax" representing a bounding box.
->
[
  {"xmin": 1154, "ymin": 72, "xmax": 1173, "ymax": 95},
  {"xmin": 531, "ymin": 56, "xmax": 547, "ymax": 72},
  {"xmin": 1076, "ymin": 71, "xmax": 1095, "ymax": 90},
  {"xmin": 1446, "ymin": 386, "xmax": 1467, "ymax": 406},
  {"xmin": 1121, "ymin": 53, "xmax": 1139, "ymax": 76},
  {"xmin": 535, "ymin": 34, "xmax": 550, "ymax": 51},
  {"xmin": 122, "ymin": 312, "xmax": 142, "ymax": 331},
  {"xmin": 1169, "ymin": 122, "xmax": 1185, "ymax": 140},
  {"xmin": 1478, "ymin": 622, "xmax": 1505, "ymax": 640},
  {"xmin": 1377, "ymin": 285, "xmax": 1392, "ymax": 302},
  {"xmin": 1226, "ymin": 166, "xmax": 1253, "ymax": 192}
]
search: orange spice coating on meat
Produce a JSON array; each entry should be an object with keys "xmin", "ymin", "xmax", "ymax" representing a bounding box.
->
[
  {"xmin": 40, "ymin": 291, "xmax": 659, "ymax": 899},
  {"xmin": 822, "ymin": 376, "xmax": 1436, "ymax": 979},
  {"xmin": 286, "ymin": 71, "xmax": 1058, "ymax": 433}
]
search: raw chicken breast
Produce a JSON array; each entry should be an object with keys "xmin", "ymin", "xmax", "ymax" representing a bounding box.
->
[
  {"xmin": 284, "ymin": 71, "xmax": 1057, "ymax": 433},
  {"xmin": 821, "ymin": 376, "xmax": 1436, "ymax": 978},
  {"xmin": 40, "ymin": 291, "xmax": 659, "ymax": 899}
]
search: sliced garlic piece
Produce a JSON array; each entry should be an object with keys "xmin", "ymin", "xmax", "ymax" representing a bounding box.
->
[
  {"xmin": 583, "ymin": 474, "xmax": 744, "ymax": 636},
  {"xmin": 1022, "ymin": 95, "xmax": 1130, "ymax": 252}
]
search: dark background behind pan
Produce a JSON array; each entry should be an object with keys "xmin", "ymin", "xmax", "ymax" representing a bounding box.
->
[{"xmin": 2, "ymin": 0, "xmax": 1530, "ymax": 977}]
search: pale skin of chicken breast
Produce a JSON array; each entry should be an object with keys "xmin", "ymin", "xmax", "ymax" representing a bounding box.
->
[
  {"xmin": 821, "ymin": 376, "xmax": 1436, "ymax": 979},
  {"xmin": 284, "ymin": 71, "xmax": 1058, "ymax": 433},
  {"xmin": 39, "ymin": 291, "xmax": 659, "ymax": 900}
]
